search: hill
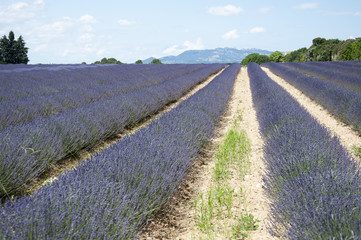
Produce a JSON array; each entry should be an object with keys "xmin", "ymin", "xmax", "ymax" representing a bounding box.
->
[{"xmin": 143, "ymin": 48, "xmax": 272, "ymax": 64}]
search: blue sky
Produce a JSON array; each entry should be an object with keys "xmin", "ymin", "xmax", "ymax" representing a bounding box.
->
[{"xmin": 1, "ymin": 0, "xmax": 361, "ymax": 64}]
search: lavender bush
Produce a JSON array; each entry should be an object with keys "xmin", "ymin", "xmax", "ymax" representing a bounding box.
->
[
  {"xmin": 0, "ymin": 64, "xmax": 225, "ymax": 196},
  {"xmin": 305, "ymin": 61, "xmax": 361, "ymax": 77},
  {"xmin": 0, "ymin": 64, "xmax": 241, "ymax": 239},
  {"xmin": 263, "ymin": 62, "xmax": 361, "ymax": 134},
  {"xmin": 283, "ymin": 62, "xmax": 361, "ymax": 92},
  {"xmin": 248, "ymin": 62, "xmax": 361, "ymax": 239},
  {"xmin": 0, "ymin": 64, "xmax": 207, "ymax": 129},
  {"xmin": 0, "ymin": 64, "xmax": 198, "ymax": 101}
]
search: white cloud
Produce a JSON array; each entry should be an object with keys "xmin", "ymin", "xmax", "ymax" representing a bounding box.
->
[
  {"xmin": 321, "ymin": 11, "xmax": 361, "ymax": 16},
  {"xmin": 0, "ymin": 0, "xmax": 44, "ymax": 23},
  {"xmin": 79, "ymin": 14, "xmax": 97, "ymax": 24},
  {"xmin": 163, "ymin": 38, "xmax": 204, "ymax": 55},
  {"xmin": 34, "ymin": 44, "xmax": 48, "ymax": 52},
  {"xmin": 208, "ymin": 5, "xmax": 243, "ymax": 16},
  {"xmin": 250, "ymin": 27, "xmax": 266, "ymax": 33},
  {"xmin": 222, "ymin": 29, "xmax": 239, "ymax": 39},
  {"xmin": 41, "ymin": 17, "xmax": 74, "ymax": 34},
  {"xmin": 8, "ymin": 2, "xmax": 29, "ymax": 11},
  {"xmin": 118, "ymin": 19, "xmax": 134, "ymax": 25},
  {"xmin": 78, "ymin": 33, "xmax": 94, "ymax": 43},
  {"xmin": 259, "ymin": 7, "xmax": 272, "ymax": 13},
  {"xmin": 34, "ymin": 0, "xmax": 44, "ymax": 5},
  {"xmin": 294, "ymin": 2, "xmax": 319, "ymax": 9}
]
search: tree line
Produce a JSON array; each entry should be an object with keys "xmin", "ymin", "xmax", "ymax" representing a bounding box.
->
[{"xmin": 241, "ymin": 37, "xmax": 361, "ymax": 65}]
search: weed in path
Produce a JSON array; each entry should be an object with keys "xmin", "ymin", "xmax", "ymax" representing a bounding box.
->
[{"xmin": 194, "ymin": 113, "xmax": 259, "ymax": 239}]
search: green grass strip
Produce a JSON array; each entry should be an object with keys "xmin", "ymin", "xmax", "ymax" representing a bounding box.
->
[{"xmin": 194, "ymin": 113, "xmax": 259, "ymax": 239}]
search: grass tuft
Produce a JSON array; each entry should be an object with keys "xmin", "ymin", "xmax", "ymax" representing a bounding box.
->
[{"xmin": 194, "ymin": 112, "xmax": 259, "ymax": 239}]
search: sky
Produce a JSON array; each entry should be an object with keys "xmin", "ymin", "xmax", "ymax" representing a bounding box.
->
[{"xmin": 0, "ymin": 0, "xmax": 361, "ymax": 64}]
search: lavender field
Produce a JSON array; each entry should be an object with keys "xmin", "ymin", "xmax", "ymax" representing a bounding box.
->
[{"xmin": 0, "ymin": 61, "xmax": 360, "ymax": 239}]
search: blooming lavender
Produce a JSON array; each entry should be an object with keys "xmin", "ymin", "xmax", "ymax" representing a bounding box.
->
[
  {"xmin": 282, "ymin": 61, "xmax": 361, "ymax": 92},
  {"xmin": 0, "ymin": 63, "xmax": 241, "ymax": 239},
  {"xmin": 249, "ymin": 62, "xmax": 361, "ymax": 239},
  {"xmin": 0, "ymin": 64, "xmax": 208, "ymax": 129},
  {"xmin": 0, "ymin": 64, "xmax": 225, "ymax": 197},
  {"xmin": 263, "ymin": 62, "xmax": 361, "ymax": 134}
]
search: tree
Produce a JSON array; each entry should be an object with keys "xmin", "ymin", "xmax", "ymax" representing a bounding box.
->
[
  {"xmin": 241, "ymin": 53, "xmax": 270, "ymax": 65},
  {"xmin": 312, "ymin": 37, "xmax": 326, "ymax": 46},
  {"xmin": 93, "ymin": 57, "xmax": 122, "ymax": 64},
  {"xmin": 0, "ymin": 31, "xmax": 29, "ymax": 64},
  {"xmin": 135, "ymin": 59, "xmax": 143, "ymax": 64},
  {"xmin": 342, "ymin": 38, "xmax": 361, "ymax": 60},
  {"xmin": 284, "ymin": 48, "xmax": 307, "ymax": 62},
  {"xmin": 150, "ymin": 58, "xmax": 162, "ymax": 64},
  {"xmin": 269, "ymin": 51, "xmax": 284, "ymax": 62}
]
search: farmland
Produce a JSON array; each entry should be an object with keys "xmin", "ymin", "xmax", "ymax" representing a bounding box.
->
[{"xmin": 1, "ymin": 61, "xmax": 361, "ymax": 239}]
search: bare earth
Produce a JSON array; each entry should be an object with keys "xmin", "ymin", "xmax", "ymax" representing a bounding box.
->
[
  {"xmin": 237, "ymin": 68, "xmax": 276, "ymax": 240},
  {"xmin": 262, "ymin": 67, "xmax": 361, "ymax": 159},
  {"xmin": 140, "ymin": 67, "xmax": 276, "ymax": 239}
]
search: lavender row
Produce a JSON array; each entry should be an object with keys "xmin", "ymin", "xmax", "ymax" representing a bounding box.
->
[
  {"xmin": 303, "ymin": 61, "xmax": 361, "ymax": 77},
  {"xmin": 0, "ymin": 64, "xmax": 225, "ymax": 196},
  {"xmin": 248, "ymin": 62, "xmax": 361, "ymax": 239},
  {"xmin": 263, "ymin": 62, "xmax": 361, "ymax": 134},
  {"xmin": 0, "ymin": 64, "xmax": 201, "ymax": 102},
  {"xmin": 327, "ymin": 60, "xmax": 361, "ymax": 67},
  {"xmin": 0, "ymin": 64, "xmax": 207, "ymax": 129},
  {"xmin": 282, "ymin": 62, "xmax": 361, "ymax": 92},
  {"xmin": 0, "ymin": 64, "xmax": 240, "ymax": 239}
]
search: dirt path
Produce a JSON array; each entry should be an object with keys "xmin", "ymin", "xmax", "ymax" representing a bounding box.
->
[
  {"xmin": 237, "ymin": 68, "xmax": 275, "ymax": 240},
  {"xmin": 262, "ymin": 67, "xmax": 361, "ymax": 159},
  {"xmin": 26, "ymin": 68, "xmax": 226, "ymax": 195},
  {"xmin": 140, "ymin": 67, "xmax": 275, "ymax": 239}
]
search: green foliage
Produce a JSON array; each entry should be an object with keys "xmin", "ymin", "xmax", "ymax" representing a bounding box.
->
[
  {"xmin": 232, "ymin": 214, "xmax": 260, "ymax": 239},
  {"xmin": 0, "ymin": 31, "xmax": 29, "ymax": 64},
  {"xmin": 93, "ymin": 57, "xmax": 122, "ymax": 64},
  {"xmin": 352, "ymin": 145, "xmax": 361, "ymax": 159},
  {"xmin": 342, "ymin": 38, "xmax": 361, "ymax": 60},
  {"xmin": 135, "ymin": 59, "xmax": 143, "ymax": 64},
  {"xmin": 150, "ymin": 58, "xmax": 162, "ymax": 64},
  {"xmin": 304, "ymin": 38, "xmax": 341, "ymax": 61},
  {"xmin": 269, "ymin": 51, "xmax": 284, "ymax": 62},
  {"xmin": 312, "ymin": 37, "xmax": 327, "ymax": 46},
  {"xmin": 284, "ymin": 48, "xmax": 307, "ymax": 62},
  {"xmin": 283, "ymin": 37, "xmax": 361, "ymax": 62},
  {"xmin": 241, "ymin": 53, "xmax": 270, "ymax": 65}
]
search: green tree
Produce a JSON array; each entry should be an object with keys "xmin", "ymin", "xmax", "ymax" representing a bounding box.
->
[
  {"xmin": 312, "ymin": 37, "xmax": 326, "ymax": 46},
  {"xmin": 350, "ymin": 39, "xmax": 361, "ymax": 60},
  {"xmin": 150, "ymin": 58, "xmax": 162, "ymax": 64},
  {"xmin": 269, "ymin": 51, "xmax": 284, "ymax": 62},
  {"xmin": 241, "ymin": 53, "xmax": 270, "ymax": 65},
  {"xmin": 304, "ymin": 38, "xmax": 341, "ymax": 61},
  {"xmin": 135, "ymin": 59, "xmax": 143, "ymax": 64},
  {"xmin": 284, "ymin": 48, "xmax": 307, "ymax": 62},
  {"xmin": 342, "ymin": 43, "xmax": 354, "ymax": 60},
  {"xmin": 93, "ymin": 57, "xmax": 122, "ymax": 64},
  {"xmin": 0, "ymin": 31, "xmax": 29, "ymax": 64},
  {"xmin": 342, "ymin": 38, "xmax": 361, "ymax": 60}
]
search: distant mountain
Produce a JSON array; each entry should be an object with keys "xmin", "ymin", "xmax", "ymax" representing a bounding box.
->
[{"xmin": 143, "ymin": 47, "xmax": 272, "ymax": 64}]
